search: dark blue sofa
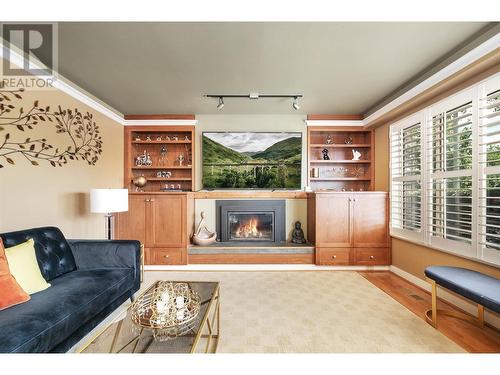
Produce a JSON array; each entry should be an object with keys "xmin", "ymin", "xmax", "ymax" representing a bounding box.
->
[{"xmin": 0, "ymin": 226, "xmax": 141, "ymax": 353}]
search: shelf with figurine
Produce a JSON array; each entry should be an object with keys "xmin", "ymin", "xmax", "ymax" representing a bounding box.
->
[
  {"xmin": 307, "ymin": 126, "xmax": 374, "ymax": 192},
  {"xmin": 124, "ymin": 125, "xmax": 195, "ymax": 192}
]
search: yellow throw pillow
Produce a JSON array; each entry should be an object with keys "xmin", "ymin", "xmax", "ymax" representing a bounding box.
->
[{"xmin": 5, "ymin": 239, "xmax": 51, "ymax": 294}]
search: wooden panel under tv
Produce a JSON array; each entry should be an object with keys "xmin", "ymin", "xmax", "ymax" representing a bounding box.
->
[
  {"xmin": 307, "ymin": 126, "xmax": 374, "ymax": 192},
  {"xmin": 124, "ymin": 125, "xmax": 195, "ymax": 193}
]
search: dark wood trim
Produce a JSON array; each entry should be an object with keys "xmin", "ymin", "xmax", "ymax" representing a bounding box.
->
[
  {"xmin": 188, "ymin": 253, "xmax": 314, "ymax": 264},
  {"xmin": 193, "ymin": 190, "xmax": 308, "ymax": 199},
  {"xmin": 124, "ymin": 114, "xmax": 196, "ymax": 120},
  {"xmin": 307, "ymin": 114, "xmax": 363, "ymax": 121}
]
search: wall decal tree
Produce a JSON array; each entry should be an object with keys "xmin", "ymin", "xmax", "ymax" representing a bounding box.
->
[{"xmin": 0, "ymin": 88, "xmax": 103, "ymax": 168}]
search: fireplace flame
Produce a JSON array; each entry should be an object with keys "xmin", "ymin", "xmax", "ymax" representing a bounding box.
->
[{"xmin": 235, "ymin": 216, "xmax": 263, "ymax": 238}]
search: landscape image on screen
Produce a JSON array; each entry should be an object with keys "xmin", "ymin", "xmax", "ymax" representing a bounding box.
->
[{"xmin": 202, "ymin": 132, "xmax": 302, "ymax": 189}]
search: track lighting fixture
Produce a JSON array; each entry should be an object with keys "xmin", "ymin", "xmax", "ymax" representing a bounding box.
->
[
  {"xmin": 216, "ymin": 97, "xmax": 224, "ymax": 110},
  {"xmin": 205, "ymin": 93, "xmax": 303, "ymax": 110}
]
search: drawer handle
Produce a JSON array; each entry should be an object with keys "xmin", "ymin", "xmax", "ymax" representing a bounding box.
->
[
  {"xmin": 332, "ymin": 255, "xmax": 337, "ymax": 259},
  {"xmin": 150, "ymin": 199, "xmax": 155, "ymax": 202},
  {"xmin": 145, "ymin": 199, "xmax": 150, "ymax": 202},
  {"xmin": 369, "ymin": 255, "xmax": 375, "ymax": 259},
  {"xmin": 164, "ymin": 255, "xmax": 169, "ymax": 258}
]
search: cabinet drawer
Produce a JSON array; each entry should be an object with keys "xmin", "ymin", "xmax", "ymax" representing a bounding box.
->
[
  {"xmin": 354, "ymin": 248, "xmax": 389, "ymax": 265},
  {"xmin": 316, "ymin": 248, "xmax": 351, "ymax": 265},
  {"xmin": 152, "ymin": 248, "xmax": 185, "ymax": 265}
]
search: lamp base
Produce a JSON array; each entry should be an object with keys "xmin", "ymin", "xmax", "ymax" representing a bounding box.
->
[{"xmin": 105, "ymin": 213, "xmax": 115, "ymax": 240}]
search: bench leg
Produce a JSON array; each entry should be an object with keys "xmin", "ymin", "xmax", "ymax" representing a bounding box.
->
[
  {"xmin": 425, "ymin": 279, "xmax": 438, "ymax": 328},
  {"xmin": 478, "ymin": 305, "xmax": 484, "ymax": 328},
  {"xmin": 424, "ymin": 278, "xmax": 486, "ymax": 329}
]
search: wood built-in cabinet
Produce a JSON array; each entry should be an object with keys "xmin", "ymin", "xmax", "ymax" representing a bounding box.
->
[
  {"xmin": 308, "ymin": 191, "xmax": 390, "ymax": 265},
  {"xmin": 307, "ymin": 126, "xmax": 374, "ymax": 191},
  {"xmin": 115, "ymin": 193, "xmax": 194, "ymax": 265}
]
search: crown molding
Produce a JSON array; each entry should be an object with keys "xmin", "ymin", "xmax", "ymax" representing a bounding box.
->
[
  {"xmin": 123, "ymin": 119, "xmax": 198, "ymax": 126},
  {"xmin": 0, "ymin": 41, "xmax": 125, "ymax": 124},
  {"xmin": 363, "ymin": 32, "xmax": 500, "ymax": 128},
  {"xmin": 305, "ymin": 120, "xmax": 364, "ymax": 127}
]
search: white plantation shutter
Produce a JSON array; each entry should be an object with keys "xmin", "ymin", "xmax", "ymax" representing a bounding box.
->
[
  {"xmin": 427, "ymin": 90, "xmax": 474, "ymax": 255},
  {"xmin": 479, "ymin": 74, "xmax": 500, "ymax": 264},
  {"xmin": 390, "ymin": 114, "xmax": 423, "ymax": 240},
  {"xmin": 389, "ymin": 73, "xmax": 500, "ymax": 265}
]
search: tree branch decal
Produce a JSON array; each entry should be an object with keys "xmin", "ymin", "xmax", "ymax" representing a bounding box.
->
[{"xmin": 0, "ymin": 88, "xmax": 103, "ymax": 168}]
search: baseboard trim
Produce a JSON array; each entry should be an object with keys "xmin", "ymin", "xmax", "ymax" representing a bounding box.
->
[
  {"xmin": 390, "ymin": 265, "xmax": 500, "ymax": 330},
  {"xmin": 145, "ymin": 264, "xmax": 390, "ymax": 271}
]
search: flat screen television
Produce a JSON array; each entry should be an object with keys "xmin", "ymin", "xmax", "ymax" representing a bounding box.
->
[{"xmin": 202, "ymin": 132, "xmax": 302, "ymax": 189}]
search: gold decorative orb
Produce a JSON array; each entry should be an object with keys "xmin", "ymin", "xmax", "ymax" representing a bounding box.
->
[{"xmin": 133, "ymin": 176, "xmax": 147, "ymax": 188}]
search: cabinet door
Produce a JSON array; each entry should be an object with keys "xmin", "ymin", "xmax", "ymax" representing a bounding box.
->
[
  {"xmin": 146, "ymin": 195, "xmax": 186, "ymax": 248},
  {"xmin": 352, "ymin": 193, "xmax": 389, "ymax": 248},
  {"xmin": 315, "ymin": 193, "xmax": 352, "ymax": 247},
  {"xmin": 115, "ymin": 195, "xmax": 147, "ymax": 244}
]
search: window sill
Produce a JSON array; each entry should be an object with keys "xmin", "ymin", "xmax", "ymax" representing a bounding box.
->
[{"xmin": 389, "ymin": 233, "xmax": 500, "ymax": 268}]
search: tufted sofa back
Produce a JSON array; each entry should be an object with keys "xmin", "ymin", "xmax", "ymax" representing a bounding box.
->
[{"xmin": 0, "ymin": 226, "xmax": 76, "ymax": 281}]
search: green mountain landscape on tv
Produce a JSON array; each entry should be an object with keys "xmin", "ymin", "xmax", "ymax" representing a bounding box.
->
[{"xmin": 202, "ymin": 133, "xmax": 302, "ymax": 189}]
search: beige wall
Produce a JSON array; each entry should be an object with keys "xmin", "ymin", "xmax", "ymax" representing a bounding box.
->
[
  {"xmin": 0, "ymin": 81, "xmax": 123, "ymax": 239},
  {"xmin": 374, "ymin": 124, "xmax": 500, "ymax": 280}
]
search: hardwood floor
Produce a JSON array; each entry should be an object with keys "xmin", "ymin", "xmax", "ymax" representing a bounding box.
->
[{"xmin": 359, "ymin": 271, "xmax": 500, "ymax": 353}]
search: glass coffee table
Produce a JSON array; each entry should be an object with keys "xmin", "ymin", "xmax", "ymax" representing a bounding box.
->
[{"xmin": 80, "ymin": 281, "xmax": 220, "ymax": 353}]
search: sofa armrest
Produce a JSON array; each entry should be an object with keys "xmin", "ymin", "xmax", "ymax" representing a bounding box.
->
[{"xmin": 67, "ymin": 240, "xmax": 141, "ymax": 288}]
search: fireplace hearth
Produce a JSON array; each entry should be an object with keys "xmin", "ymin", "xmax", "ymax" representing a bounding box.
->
[{"xmin": 216, "ymin": 200, "xmax": 286, "ymax": 244}]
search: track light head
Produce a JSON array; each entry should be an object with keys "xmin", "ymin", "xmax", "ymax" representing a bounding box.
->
[
  {"xmin": 217, "ymin": 97, "xmax": 224, "ymax": 110},
  {"xmin": 292, "ymin": 97, "xmax": 300, "ymax": 110}
]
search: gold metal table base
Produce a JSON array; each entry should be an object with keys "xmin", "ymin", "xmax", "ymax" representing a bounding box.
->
[{"xmin": 425, "ymin": 278, "xmax": 485, "ymax": 329}]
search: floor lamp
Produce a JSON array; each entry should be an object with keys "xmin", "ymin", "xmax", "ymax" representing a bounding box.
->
[{"xmin": 90, "ymin": 189, "xmax": 129, "ymax": 240}]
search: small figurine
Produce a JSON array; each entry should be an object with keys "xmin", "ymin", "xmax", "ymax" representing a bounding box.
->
[
  {"xmin": 158, "ymin": 146, "xmax": 168, "ymax": 166},
  {"xmin": 352, "ymin": 149, "xmax": 361, "ymax": 161},
  {"xmin": 165, "ymin": 135, "xmax": 170, "ymax": 141},
  {"xmin": 146, "ymin": 136, "xmax": 152, "ymax": 142},
  {"xmin": 177, "ymin": 154, "xmax": 185, "ymax": 166},
  {"xmin": 291, "ymin": 221, "xmax": 307, "ymax": 244},
  {"xmin": 326, "ymin": 135, "xmax": 333, "ymax": 144},
  {"xmin": 177, "ymin": 184, "xmax": 181, "ymax": 190},
  {"xmin": 184, "ymin": 135, "xmax": 190, "ymax": 141},
  {"xmin": 192, "ymin": 211, "xmax": 217, "ymax": 245},
  {"xmin": 322, "ymin": 148, "xmax": 330, "ymax": 160},
  {"xmin": 172, "ymin": 135, "xmax": 179, "ymax": 141},
  {"xmin": 134, "ymin": 135, "xmax": 141, "ymax": 141},
  {"xmin": 344, "ymin": 135, "xmax": 353, "ymax": 145},
  {"xmin": 156, "ymin": 136, "xmax": 162, "ymax": 141},
  {"xmin": 135, "ymin": 150, "xmax": 152, "ymax": 166}
]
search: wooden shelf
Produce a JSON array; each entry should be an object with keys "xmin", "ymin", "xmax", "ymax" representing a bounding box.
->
[
  {"xmin": 125, "ymin": 125, "xmax": 195, "ymax": 192},
  {"xmin": 193, "ymin": 190, "xmax": 307, "ymax": 199},
  {"xmin": 310, "ymin": 144, "xmax": 371, "ymax": 148},
  {"xmin": 131, "ymin": 140, "xmax": 191, "ymax": 144},
  {"xmin": 308, "ymin": 126, "xmax": 374, "ymax": 191},
  {"xmin": 138, "ymin": 177, "xmax": 192, "ymax": 181},
  {"xmin": 310, "ymin": 177, "xmax": 371, "ymax": 181},
  {"xmin": 310, "ymin": 160, "xmax": 372, "ymax": 164},
  {"xmin": 132, "ymin": 166, "xmax": 192, "ymax": 170}
]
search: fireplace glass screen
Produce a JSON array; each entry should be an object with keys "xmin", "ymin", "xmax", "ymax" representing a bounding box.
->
[{"xmin": 228, "ymin": 212, "xmax": 274, "ymax": 241}]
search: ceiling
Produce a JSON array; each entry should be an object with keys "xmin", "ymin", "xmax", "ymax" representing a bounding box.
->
[{"xmin": 52, "ymin": 22, "xmax": 495, "ymax": 115}]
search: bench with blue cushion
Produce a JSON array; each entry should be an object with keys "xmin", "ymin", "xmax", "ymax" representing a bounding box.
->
[{"xmin": 424, "ymin": 266, "xmax": 500, "ymax": 328}]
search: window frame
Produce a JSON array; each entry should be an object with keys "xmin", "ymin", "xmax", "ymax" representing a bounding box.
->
[
  {"xmin": 390, "ymin": 112, "xmax": 425, "ymax": 243},
  {"xmin": 389, "ymin": 72, "xmax": 500, "ymax": 266}
]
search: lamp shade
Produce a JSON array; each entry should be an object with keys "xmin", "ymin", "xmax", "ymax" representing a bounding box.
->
[{"xmin": 90, "ymin": 189, "xmax": 129, "ymax": 213}]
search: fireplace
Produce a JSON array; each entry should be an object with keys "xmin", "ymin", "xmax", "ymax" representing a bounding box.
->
[{"xmin": 216, "ymin": 200, "xmax": 286, "ymax": 244}]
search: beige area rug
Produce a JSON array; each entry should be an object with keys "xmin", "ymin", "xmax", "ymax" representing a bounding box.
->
[{"xmin": 142, "ymin": 271, "xmax": 464, "ymax": 353}]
